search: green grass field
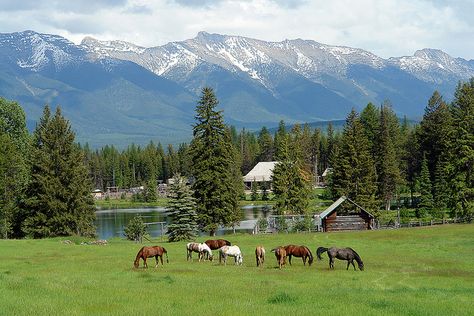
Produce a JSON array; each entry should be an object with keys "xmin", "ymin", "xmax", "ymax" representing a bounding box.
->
[{"xmin": 1, "ymin": 225, "xmax": 473, "ymax": 315}]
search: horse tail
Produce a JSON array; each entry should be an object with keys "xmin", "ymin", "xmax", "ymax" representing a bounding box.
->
[
  {"xmin": 163, "ymin": 247, "xmax": 169, "ymax": 263},
  {"xmin": 304, "ymin": 246, "xmax": 314, "ymax": 265},
  {"xmin": 316, "ymin": 247, "xmax": 328, "ymax": 260},
  {"xmin": 134, "ymin": 247, "xmax": 144, "ymax": 267}
]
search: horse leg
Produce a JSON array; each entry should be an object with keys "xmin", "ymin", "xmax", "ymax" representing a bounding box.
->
[
  {"xmin": 329, "ymin": 257, "xmax": 334, "ymax": 269},
  {"xmin": 288, "ymin": 255, "xmax": 292, "ymax": 265},
  {"xmin": 351, "ymin": 260, "xmax": 356, "ymax": 271},
  {"xmin": 346, "ymin": 260, "xmax": 350, "ymax": 270},
  {"xmin": 303, "ymin": 256, "xmax": 306, "ymax": 266},
  {"xmin": 160, "ymin": 255, "xmax": 164, "ymax": 266},
  {"xmin": 144, "ymin": 258, "xmax": 148, "ymax": 269},
  {"xmin": 155, "ymin": 255, "xmax": 159, "ymax": 268}
]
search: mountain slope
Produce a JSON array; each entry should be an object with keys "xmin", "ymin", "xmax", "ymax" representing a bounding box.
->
[{"xmin": 1, "ymin": 30, "xmax": 473, "ymax": 147}]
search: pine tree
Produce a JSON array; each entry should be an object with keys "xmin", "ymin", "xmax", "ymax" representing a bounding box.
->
[
  {"xmin": 417, "ymin": 154, "xmax": 434, "ymax": 218},
  {"xmin": 376, "ymin": 103, "xmax": 402, "ymax": 211},
  {"xmin": 433, "ymin": 158, "xmax": 449, "ymax": 218},
  {"xmin": 166, "ymin": 175, "xmax": 198, "ymax": 242},
  {"xmin": 272, "ymin": 130, "xmax": 311, "ymax": 215},
  {"xmin": 0, "ymin": 98, "xmax": 30, "ymax": 238},
  {"xmin": 22, "ymin": 106, "xmax": 96, "ymax": 238},
  {"xmin": 360, "ymin": 102, "xmax": 380, "ymax": 159},
  {"xmin": 330, "ymin": 109, "xmax": 378, "ymax": 214},
  {"xmin": 449, "ymin": 79, "xmax": 474, "ymax": 219},
  {"xmin": 189, "ymin": 87, "xmax": 241, "ymax": 235},
  {"xmin": 257, "ymin": 126, "xmax": 274, "ymax": 162}
]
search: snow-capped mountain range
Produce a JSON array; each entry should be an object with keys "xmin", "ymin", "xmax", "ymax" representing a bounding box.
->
[{"xmin": 1, "ymin": 30, "xmax": 473, "ymax": 146}]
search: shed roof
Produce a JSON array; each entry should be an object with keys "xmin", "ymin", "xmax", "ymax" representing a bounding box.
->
[
  {"xmin": 318, "ymin": 196, "xmax": 374, "ymax": 219},
  {"xmin": 243, "ymin": 161, "xmax": 278, "ymax": 182}
]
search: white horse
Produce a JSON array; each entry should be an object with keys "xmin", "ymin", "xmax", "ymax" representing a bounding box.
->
[
  {"xmin": 198, "ymin": 243, "xmax": 213, "ymax": 262},
  {"xmin": 186, "ymin": 242, "xmax": 213, "ymax": 262},
  {"xmin": 219, "ymin": 245, "xmax": 243, "ymax": 265}
]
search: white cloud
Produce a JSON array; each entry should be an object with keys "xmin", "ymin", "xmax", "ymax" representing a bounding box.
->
[{"xmin": 0, "ymin": 0, "xmax": 472, "ymax": 59}]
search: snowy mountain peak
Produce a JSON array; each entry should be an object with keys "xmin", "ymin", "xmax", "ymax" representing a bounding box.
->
[
  {"xmin": 0, "ymin": 30, "xmax": 80, "ymax": 71},
  {"xmin": 81, "ymin": 37, "xmax": 146, "ymax": 57}
]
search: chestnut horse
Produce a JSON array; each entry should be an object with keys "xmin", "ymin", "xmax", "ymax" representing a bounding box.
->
[
  {"xmin": 255, "ymin": 246, "xmax": 265, "ymax": 267},
  {"xmin": 134, "ymin": 246, "xmax": 168, "ymax": 268},
  {"xmin": 205, "ymin": 239, "xmax": 231, "ymax": 250},
  {"xmin": 271, "ymin": 246, "xmax": 287, "ymax": 269},
  {"xmin": 316, "ymin": 247, "xmax": 364, "ymax": 271},
  {"xmin": 284, "ymin": 245, "xmax": 314, "ymax": 266}
]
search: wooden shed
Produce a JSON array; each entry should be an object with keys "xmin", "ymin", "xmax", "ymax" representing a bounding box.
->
[{"xmin": 317, "ymin": 196, "xmax": 374, "ymax": 232}]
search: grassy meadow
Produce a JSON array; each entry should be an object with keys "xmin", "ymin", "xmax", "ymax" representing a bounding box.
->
[{"xmin": 0, "ymin": 224, "xmax": 473, "ymax": 315}]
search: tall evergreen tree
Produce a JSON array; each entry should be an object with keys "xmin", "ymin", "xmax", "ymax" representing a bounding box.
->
[
  {"xmin": 166, "ymin": 174, "xmax": 198, "ymax": 241},
  {"xmin": 449, "ymin": 79, "xmax": 474, "ymax": 219},
  {"xmin": 22, "ymin": 106, "xmax": 96, "ymax": 238},
  {"xmin": 417, "ymin": 154, "xmax": 434, "ymax": 218},
  {"xmin": 272, "ymin": 129, "xmax": 311, "ymax": 215},
  {"xmin": 257, "ymin": 126, "xmax": 274, "ymax": 162},
  {"xmin": 0, "ymin": 98, "xmax": 30, "ymax": 238},
  {"xmin": 376, "ymin": 103, "xmax": 402, "ymax": 210},
  {"xmin": 330, "ymin": 109, "xmax": 378, "ymax": 214},
  {"xmin": 189, "ymin": 88, "xmax": 240, "ymax": 235}
]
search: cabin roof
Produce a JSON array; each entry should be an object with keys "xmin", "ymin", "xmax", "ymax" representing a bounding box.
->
[
  {"xmin": 318, "ymin": 196, "xmax": 374, "ymax": 219},
  {"xmin": 243, "ymin": 161, "xmax": 278, "ymax": 182}
]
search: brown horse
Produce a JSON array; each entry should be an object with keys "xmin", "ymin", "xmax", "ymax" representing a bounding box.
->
[
  {"xmin": 271, "ymin": 246, "xmax": 287, "ymax": 269},
  {"xmin": 205, "ymin": 239, "xmax": 231, "ymax": 250},
  {"xmin": 255, "ymin": 246, "xmax": 265, "ymax": 267},
  {"xmin": 134, "ymin": 246, "xmax": 169, "ymax": 268},
  {"xmin": 284, "ymin": 245, "xmax": 314, "ymax": 266}
]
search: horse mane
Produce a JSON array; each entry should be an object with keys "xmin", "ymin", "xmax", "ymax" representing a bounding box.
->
[
  {"xmin": 303, "ymin": 246, "xmax": 314, "ymax": 264},
  {"xmin": 316, "ymin": 247, "xmax": 328, "ymax": 260},
  {"xmin": 162, "ymin": 247, "xmax": 169, "ymax": 263},
  {"xmin": 134, "ymin": 246, "xmax": 145, "ymax": 267},
  {"xmin": 348, "ymin": 247, "xmax": 363, "ymax": 264},
  {"xmin": 223, "ymin": 239, "xmax": 231, "ymax": 246}
]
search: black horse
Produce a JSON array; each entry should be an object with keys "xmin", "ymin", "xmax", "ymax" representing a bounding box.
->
[{"xmin": 316, "ymin": 247, "xmax": 364, "ymax": 271}]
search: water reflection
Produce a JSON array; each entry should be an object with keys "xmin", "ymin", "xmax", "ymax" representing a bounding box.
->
[{"xmin": 95, "ymin": 205, "xmax": 273, "ymax": 239}]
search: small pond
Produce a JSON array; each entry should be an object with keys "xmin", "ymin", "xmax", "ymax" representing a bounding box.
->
[{"xmin": 95, "ymin": 205, "xmax": 273, "ymax": 239}]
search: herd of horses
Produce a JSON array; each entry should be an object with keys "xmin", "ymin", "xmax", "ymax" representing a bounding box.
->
[{"xmin": 133, "ymin": 239, "xmax": 364, "ymax": 271}]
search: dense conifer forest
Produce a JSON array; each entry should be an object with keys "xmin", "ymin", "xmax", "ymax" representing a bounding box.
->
[{"xmin": 0, "ymin": 80, "xmax": 473, "ymax": 238}]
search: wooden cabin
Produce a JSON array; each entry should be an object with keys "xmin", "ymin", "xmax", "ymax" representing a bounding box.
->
[{"xmin": 318, "ymin": 196, "xmax": 374, "ymax": 232}]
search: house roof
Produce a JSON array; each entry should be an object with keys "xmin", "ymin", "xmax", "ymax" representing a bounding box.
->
[
  {"xmin": 318, "ymin": 196, "xmax": 374, "ymax": 219},
  {"xmin": 243, "ymin": 161, "xmax": 278, "ymax": 182}
]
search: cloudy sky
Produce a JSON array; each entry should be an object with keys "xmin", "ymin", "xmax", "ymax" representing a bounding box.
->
[{"xmin": 1, "ymin": 0, "xmax": 473, "ymax": 59}]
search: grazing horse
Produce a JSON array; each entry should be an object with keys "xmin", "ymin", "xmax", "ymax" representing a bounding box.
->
[
  {"xmin": 186, "ymin": 242, "xmax": 213, "ymax": 262},
  {"xmin": 255, "ymin": 246, "xmax": 265, "ymax": 267},
  {"xmin": 219, "ymin": 245, "xmax": 243, "ymax": 265},
  {"xmin": 284, "ymin": 245, "xmax": 314, "ymax": 266},
  {"xmin": 198, "ymin": 243, "xmax": 213, "ymax": 262},
  {"xmin": 316, "ymin": 247, "xmax": 364, "ymax": 271},
  {"xmin": 271, "ymin": 246, "xmax": 287, "ymax": 270},
  {"xmin": 134, "ymin": 246, "xmax": 168, "ymax": 268},
  {"xmin": 205, "ymin": 239, "xmax": 231, "ymax": 250}
]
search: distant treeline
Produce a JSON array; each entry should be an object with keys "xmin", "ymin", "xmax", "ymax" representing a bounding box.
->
[{"xmin": 81, "ymin": 80, "xmax": 473, "ymax": 221}]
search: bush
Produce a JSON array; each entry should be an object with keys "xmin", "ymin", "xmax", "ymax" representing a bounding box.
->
[
  {"xmin": 124, "ymin": 215, "xmax": 147, "ymax": 243},
  {"xmin": 257, "ymin": 217, "xmax": 268, "ymax": 232},
  {"xmin": 291, "ymin": 216, "xmax": 313, "ymax": 232}
]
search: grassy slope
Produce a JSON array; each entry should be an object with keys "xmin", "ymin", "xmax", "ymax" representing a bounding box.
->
[{"xmin": 0, "ymin": 225, "xmax": 473, "ymax": 315}]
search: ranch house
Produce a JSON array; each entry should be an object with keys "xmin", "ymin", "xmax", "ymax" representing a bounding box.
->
[
  {"xmin": 316, "ymin": 196, "xmax": 374, "ymax": 232},
  {"xmin": 243, "ymin": 161, "xmax": 278, "ymax": 191}
]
